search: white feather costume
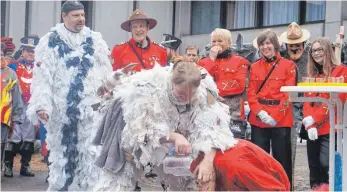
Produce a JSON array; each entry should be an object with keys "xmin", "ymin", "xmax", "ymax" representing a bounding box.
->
[
  {"xmin": 27, "ymin": 23, "xmax": 112, "ymax": 191},
  {"xmin": 93, "ymin": 65, "xmax": 237, "ymax": 191}
]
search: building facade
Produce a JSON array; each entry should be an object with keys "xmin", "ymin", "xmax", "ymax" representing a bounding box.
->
[{"xmin": 1, "ymin": 1, "xmax": 347, "ymax": 55}]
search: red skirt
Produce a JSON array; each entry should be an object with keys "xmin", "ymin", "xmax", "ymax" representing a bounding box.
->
[{"xmin": 190, "ymin": 139, "xmax": 290, "ymax": 191}]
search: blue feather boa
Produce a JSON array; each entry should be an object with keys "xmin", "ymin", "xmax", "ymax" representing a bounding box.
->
[{"xmin": 48, "ymin": 31, "xmax": 94, "ymax": 190}]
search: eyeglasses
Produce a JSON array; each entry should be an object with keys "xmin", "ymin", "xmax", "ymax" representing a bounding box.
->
[{"xmin": 311, "ymin": 48, "xmax": 324, "ymax": 55}]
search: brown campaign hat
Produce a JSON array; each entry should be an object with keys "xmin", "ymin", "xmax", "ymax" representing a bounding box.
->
[
  {"xmin": 280, "ymin": 22, "xmax": 310, "ymax": 44},
  {"xmin": 121, "ymin": 9, "xmax": 157, "ymax": 32}
]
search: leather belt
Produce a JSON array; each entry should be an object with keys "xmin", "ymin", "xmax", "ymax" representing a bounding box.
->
[{"xmin": 258, "ymin": 98, "xmax": 280, "ymax": 106}]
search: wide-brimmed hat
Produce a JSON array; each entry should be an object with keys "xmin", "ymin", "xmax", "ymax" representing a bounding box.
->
[
  {"xmin": 161, "ymin": 34, "xmax": 182, "ymax": 51},
  {"xmin": 280, "ymin": 22, "xmax": 310, "ymax": 44},
  {"xmin": 121, "ymin": 9, "xmax": 157, "ymax": 32}
]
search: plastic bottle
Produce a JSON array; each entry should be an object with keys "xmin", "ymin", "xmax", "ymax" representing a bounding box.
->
[{"xmin": 162, "ymin": 146, "xmax": 193, "ymax": 177}]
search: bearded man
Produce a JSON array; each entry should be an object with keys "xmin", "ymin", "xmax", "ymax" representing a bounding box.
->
[
  {"xmin": 27, "ymin": 1, "xmax": 112, "ymax": 190},
  {"xmin": 280, "ymin": 22, "xmax": 311, "ymax": 189}
]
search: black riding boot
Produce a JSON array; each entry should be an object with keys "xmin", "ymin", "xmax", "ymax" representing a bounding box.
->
[
  {"xmin": 19, "ymin": 142, "xmax": 35, "ymax": 177},
  {"xmin": 3, "ymin": 142, "xmax": 16, "ymax": 177}
]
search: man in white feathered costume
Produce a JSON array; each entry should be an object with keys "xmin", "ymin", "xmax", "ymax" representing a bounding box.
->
[
  {"xmin": 93, "ymin": 58, "xmax": 236, "ymax": 191},
  {"xmin": 27, "ymin": 1, "xmax": 112, "ymax": 191}
]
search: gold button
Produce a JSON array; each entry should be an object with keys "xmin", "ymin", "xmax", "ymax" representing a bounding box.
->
[
  {"xmin": 231, "ymin": 70, "xmax": 235, "ymax": 72},
  {"xmin": 276, "ymin": 78, "xmax": 278, "ymax": 80}
]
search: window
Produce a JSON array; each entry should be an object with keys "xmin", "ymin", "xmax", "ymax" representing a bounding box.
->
[
  {"xmin": 61, "ymin": 1, "xmax": 93, "ymax": 29},
  {"xmin": 230, "ymin": 1, "xmax": 257, "ymax": 29},
  {"xmin": 190, "ymin": 1, "xmax": 326, "ymax": 34},
  {"xmin": 191, "ymin": 1, "xmax": 222, "ymax": 35},
  {"xmin": 1, "ymin": 1, "xmax": 7, "ymax": 36},
  {"xmin": 263, "ymin": 1, "xmax": 299, "ymax": 26},
  {"xmin": 305, "ymin": 1, "xmax": 326, "ymax": 22}
]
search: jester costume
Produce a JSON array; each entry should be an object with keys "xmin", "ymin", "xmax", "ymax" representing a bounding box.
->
[
  {"xmin": 1, "ymin": 54, "xmax": 23, "ymax": 164},
  {"xmin": 27, "ymin": 23, "xmax": 112, "ymax": 191}
]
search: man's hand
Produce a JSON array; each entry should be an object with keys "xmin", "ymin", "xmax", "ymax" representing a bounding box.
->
[
  {"xmin": 37, "ymin": 110, "xmax": 49, "ymax": 122},
  {"xmin": 124, "ymin": 150, "xmax": 133, "ymax": 161},
  {"xmin": 209, "ymin": 46, "xmax": 222, "ymax": 61},
  {"xmin": 194, "ymin": 155, "xmax": 216, "ymax": 190},
  {"xmin": 169, "ymin": 132, "xmax": 192, "ymax": 155}
]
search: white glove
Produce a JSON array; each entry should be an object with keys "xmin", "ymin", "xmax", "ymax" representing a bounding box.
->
[
  {"xmin": 303, "ymin": 116, "xmax": 315, "ymax": 128},
  {"xmin": 257, "ymin": 110, "xmax": 277, "ymax": 126},
  {"xmin": 257, "ymin": 110, "xmax": 269, "ymax": 122},
  {"xmin": 244, "ymin": 104, "xmax": 250, "ymax": 117},
  {"xmin": 307, "ymin": 128, "xmax": 318, "ymax": 141},
  {"xmin": 263, "ymin": 115, "xmax": 278, "ymax": 126}
]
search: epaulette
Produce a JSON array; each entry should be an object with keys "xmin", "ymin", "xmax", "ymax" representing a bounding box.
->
[{"xmin": 114, "ymin": 41, "xmax": 128, "ymax": 47}]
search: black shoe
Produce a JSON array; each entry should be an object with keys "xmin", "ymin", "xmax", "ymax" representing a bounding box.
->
[
  {"xmin": 3, "ymin": 164, "xmax": 13, "ymax": 177},
  {"xmin": 20, "ymin": 166, "xmax": 35, "ymax": 177},
  {"xmin": 45, "ymin": 175, "xmax": 49, "ymax": 183}
]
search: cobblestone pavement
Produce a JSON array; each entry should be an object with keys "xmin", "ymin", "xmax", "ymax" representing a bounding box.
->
[{"xmin": 1, "ymin": 141, "xmax": 310, "ymax": 191}]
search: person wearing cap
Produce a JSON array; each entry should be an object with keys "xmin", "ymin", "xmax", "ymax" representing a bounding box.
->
[
  {"xmin": 4, "ymin": 35, "xmax": 39, "ymax": 178},
  {"xmin": 1, "ymin": 37, "xmax": 17, "ymax": 64},
  {"xmin": 161, "ymin": 33, "xmax": 182, "ymax": 64},
  {"xmin": 198, "ymin": 28, "xmax": 249, "ymax": 134},
  {"xmin": 1, "ymin": 43, "xmax": 23, "ymax": 174},
  {"xmin": 279, "ymin": 22, "xmax": 311, "ymax": 188},
  {"xmin": 247, "ymin": 29, "xmax": 297, "ymax": 189},
  {"xmin": 26, "ymin": 0, "xmax": 112, "ymax": 190},
  {"xmin": 111, "ymin": 9, "xmax": 167, "ymax": 72}
]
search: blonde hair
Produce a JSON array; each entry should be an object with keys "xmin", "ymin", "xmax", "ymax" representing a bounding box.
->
[
  {"xmin": 172, "ymin": 57, "xmax": 201, "ymax": 87},
  {"xmin": 211, "ymin": 28, "xmax": 232, "ymax": 47},
  {"xmin": 307, "ymin": 37, "xmax": 340, "ymax": 77}
]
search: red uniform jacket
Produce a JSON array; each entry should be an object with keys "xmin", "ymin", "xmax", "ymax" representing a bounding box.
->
[
  {"xmin": 8, "ymin": 59, "xmax": 34, "ymax": 104},
  {"xmin": 111, "ymin": 38, "xmax": 167, "ymax": 71},
  {"xmin": 190, "ymin": 139, "xmax": 290, "ymax": 191},
  {"xmin": 199, "ymin": 54, "xmax": 249, "ymax": 119},
  {"xmin": 247, "ymin": 54, "xmax": 296, "ymax": 128},
  {"xmin": 303, "ymin": 65, "xmax": 347, "ymax": 136}
]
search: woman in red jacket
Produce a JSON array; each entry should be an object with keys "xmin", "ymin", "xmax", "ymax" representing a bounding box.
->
[
  {"xmin": 302, "ymin": 37, "xmax": 347, "ymax": 189},
  {"xmin": 198, "ymin": 28, "xmax": 249, "ymax": 137},
  {"xmin": 247, "ymin": 29, "xmax": 297, "ymax": 188}
]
